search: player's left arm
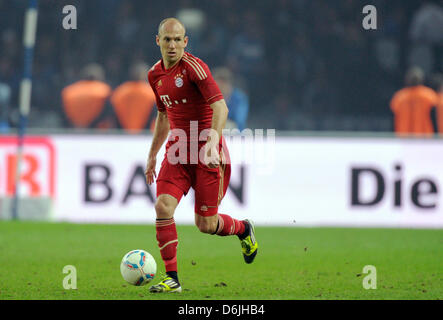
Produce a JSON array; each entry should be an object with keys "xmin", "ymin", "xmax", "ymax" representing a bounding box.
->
[
  {"xmin": 204, "ymin": 98, "xmax": 229, "ymax": 168},
  {"xmin": 209, "ymin": 98, "xmax": 228, "ymax": 147},
  {"xmin": 186, "ymin": 56, "xmax": 228, "ymax": 167}
]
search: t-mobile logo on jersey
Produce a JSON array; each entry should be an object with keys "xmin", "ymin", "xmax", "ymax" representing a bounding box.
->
[{"xmin": 160, "ymin": 95, "xmax": 173, "ymax": 108}]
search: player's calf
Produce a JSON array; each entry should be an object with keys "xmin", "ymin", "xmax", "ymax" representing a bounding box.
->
[
  {"xmin": 195, "ymin": 214, "xmax": 218, "ymax": 234},
  {"xmin": 212, "ymin": 213, "xmax": 246, "ymax": 237}
]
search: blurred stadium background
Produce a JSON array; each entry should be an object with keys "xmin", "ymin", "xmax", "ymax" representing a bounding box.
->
[
  {"xmin": 0, "ymin": 0, "xmax": 442, "ymax": 132},
  {"xmin": 0, "ymin": 0, "xmax": 442, "ymax": 301}
]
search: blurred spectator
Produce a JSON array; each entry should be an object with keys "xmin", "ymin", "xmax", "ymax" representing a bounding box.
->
[
  {"xmin": 114, "ymin": 1, "xmax": 139, "ymax": 47},
  {"xmin": 197, "ymin": 18, "xmax": 228, "ymax": 66},
  {"xmin": 0, "ymin": 82, "xmax": 11, "ymax": 132},
  {"xmin": 409, "ymin": 1, "xmax": 443, "ymax": 74},
  {"xmin": 409, "ymin": 1, "xmax": 443, "ymax": 44},
  {"xmin": 226, "ymin": 10, "xmax": 267, "ymax": 87},
  {"xmin": 390, "ymin": 66, "xmax": 438, "ymax": 137},
  {"xmin": 213, "ymin": 67, "xmax": 249, "ymax": 131},
  {"xmin": 176, "ymin": 3, "xmax": 206, "ymax": 53},
  {"xmin": 61, "ymin": 63, "xmax": 113, "ymax": 129},
  {"xmin": 375, "ymin": 38, "xmax": 400, "ymax": 73},
  {"xmin": 110, "ymin": 62, "xmax": 156, "ymax": 134}
]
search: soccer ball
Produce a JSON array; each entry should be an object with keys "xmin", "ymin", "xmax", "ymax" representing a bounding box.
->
[{"xmin": 120, "ymin": 249, "xmax": 156, "ymax": 286}]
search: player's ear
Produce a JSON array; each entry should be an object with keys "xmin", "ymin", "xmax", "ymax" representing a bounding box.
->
[
  {"xmin": 156, "ymin": 35, "xmax": 160, "ymax": 46},
  {"xmin": 183, "ymin": 36, "xmax": 188, "ymax": 48}
]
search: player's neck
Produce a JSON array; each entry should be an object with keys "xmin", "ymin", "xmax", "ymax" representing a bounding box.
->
[{"xmin": 163, "ymin": 54, "xmax": 183, "ymax": 70}]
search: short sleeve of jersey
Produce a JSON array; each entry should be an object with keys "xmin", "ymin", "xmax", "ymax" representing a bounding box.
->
[
  {"xmin": 184, "ymin": 56, "xmax": 224, "ymax": 105},
  {"xmin": 147, "ymin": 70, "xmax": 166, "ymax": 112}
]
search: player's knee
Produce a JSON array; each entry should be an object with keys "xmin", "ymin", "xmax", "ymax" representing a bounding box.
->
[
  {"xmin": 155, "ymin": 199, "xmax": 174, "ymax": 219},
  {"xmin": 196, "ymin": 219, "xmax": 217, "ymax": 234}
]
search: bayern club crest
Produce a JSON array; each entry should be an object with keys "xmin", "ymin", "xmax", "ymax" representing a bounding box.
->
[{"xmin": 174, "ymin": 73, "xmax": 184, "ymax": 87}]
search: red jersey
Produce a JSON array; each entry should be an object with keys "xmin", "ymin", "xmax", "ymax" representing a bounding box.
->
[
  {"xmin": 148, "ymin": 52, "xmax": 224, "ymax": 144},
  {"xmin": 149, "ymin": 54, "xmax": 231, "ymax": 215}
]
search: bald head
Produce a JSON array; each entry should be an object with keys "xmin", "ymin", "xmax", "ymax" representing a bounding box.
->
[
  {"xmin": 158, "ymin": 18, "xmax": 186, "ymax": 37},
  {"xmin": 156, "ymin": 18, "xmax": 188, "ymax": 69}
]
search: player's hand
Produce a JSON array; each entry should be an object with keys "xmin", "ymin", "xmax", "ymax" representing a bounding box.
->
[
  {"xmin": 203, "ymin": 142, "xmax": 220, "ymax": 169},
  {"xmin": 145, "ymin": 156, "xmax": 157, "ymax": 185}
]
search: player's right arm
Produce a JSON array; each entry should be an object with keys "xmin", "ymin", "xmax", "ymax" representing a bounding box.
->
[
  {"xmin": 145, "ymin": 110, "xmax": 169, "ymax": 185},
  {"xmin": 145, "ymin": 68, "xmax": 170, "ymax": 185}
]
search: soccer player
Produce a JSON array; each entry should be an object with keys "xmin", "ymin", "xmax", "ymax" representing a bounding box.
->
[{"xmin": 145, "ymin": 18, "xmax": 258, "ymax": 293}]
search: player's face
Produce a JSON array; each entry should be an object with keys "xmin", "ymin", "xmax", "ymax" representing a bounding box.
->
[{"xmin": 156, "ymin": 25, "xmax": 188, "ymax": 68}]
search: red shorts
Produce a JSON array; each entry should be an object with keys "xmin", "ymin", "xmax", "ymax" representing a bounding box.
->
[{"xmin": 156, "ymin": 154, "xmax": 231, "ymax": 216}]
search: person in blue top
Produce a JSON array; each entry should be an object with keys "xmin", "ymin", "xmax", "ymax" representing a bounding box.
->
[{"xmin": 213, "ymin": 67, "xmax": 249, "ymax": 131}]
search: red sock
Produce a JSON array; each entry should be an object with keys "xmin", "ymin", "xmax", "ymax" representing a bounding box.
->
[
  {"xmin": 156, "ymin": 218, "xmax": 178, "ymax": 273},
  {"xmin": 215, "ymin": 213, "xmax": 246, "ymax": 237}
]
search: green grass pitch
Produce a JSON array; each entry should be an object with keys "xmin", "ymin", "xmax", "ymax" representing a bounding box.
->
[{"xmin": 0, "ymin": 221, "xmax": 441, "ymax": 300}]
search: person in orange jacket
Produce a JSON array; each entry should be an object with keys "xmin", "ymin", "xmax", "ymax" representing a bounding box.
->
[
  {"xmin": 111, "ymin": 62, "xmax": 157, "ymax": 134},
  {"xmin": 390, "ymin": 66, "xmax": 439, "ymax": 137},
  {"xmin": 61, "ymin": 63, "xmax": 113, "ymax": 129}
]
